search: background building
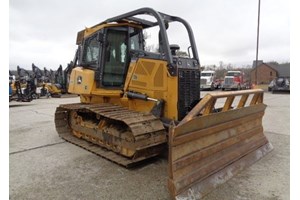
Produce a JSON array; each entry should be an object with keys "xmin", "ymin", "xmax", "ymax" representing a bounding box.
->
[{"xmin": 251, "ymin": 60, "xmax": 290, "ymax": 84}]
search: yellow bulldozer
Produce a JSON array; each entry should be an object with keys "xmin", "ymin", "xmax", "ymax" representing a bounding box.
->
[{"xmin": 55, "ymin": 8, "xmax": 273, "ymax": 199}]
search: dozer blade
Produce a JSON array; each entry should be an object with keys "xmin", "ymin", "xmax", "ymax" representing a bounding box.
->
[{"xmin": 168, "ymin": 89, "xmax": 273, "ymax": 199}]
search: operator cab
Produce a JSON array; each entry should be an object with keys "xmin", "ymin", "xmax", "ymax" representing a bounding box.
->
[
  {"xmin": 79, "ymin": 26, "xmax": 144, "ymax": 88},
  {"xmin": 75, "ymin": 7, "xmax": 200, "ymax": 105}
]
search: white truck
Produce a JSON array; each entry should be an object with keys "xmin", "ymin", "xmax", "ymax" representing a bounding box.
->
[{"xmin": 200, "ymin": 70, "xmax": 217, "ymax": 90}]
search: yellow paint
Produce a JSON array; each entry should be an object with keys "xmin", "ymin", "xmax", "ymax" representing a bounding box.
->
[
  {"xmin": 78, "ymin": 23, "xmax": 143, "ymax": 43},
  {"xmin": 127, "ymin": 58, "xmax": 178, "ymax": 120},
  {"xmin": 68, "ymin": 67, "xmax": 95, "ymax": 94},
  {"xmin": 68, "ymin": 58, "xmax": 179, "ymax": 120},
  {"xmin": 45, "ymin": 83, "xmax": 61, "ymax": 94},
  {"xmin": 70, "ymin": 20, "xmax": 181, "ymax": 120}
]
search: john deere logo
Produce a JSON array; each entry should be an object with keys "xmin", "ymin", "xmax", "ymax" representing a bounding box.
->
[{"xmin": 77, "ymin": 76, "xmax": 82, "ymax": 84}]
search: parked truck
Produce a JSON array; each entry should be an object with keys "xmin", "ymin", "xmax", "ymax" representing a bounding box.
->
[
  {"xmin": 200, "ymin": 70, "xmax": 217, "ymax": 90},
  {"xmin": 222, "ymin": 70, "xmax": 246, "ymax": 90}
]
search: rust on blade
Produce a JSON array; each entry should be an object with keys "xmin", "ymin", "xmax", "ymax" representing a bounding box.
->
[{"xmin": 168, "ymin": 89, "xmax": 273, "ymax": 199}]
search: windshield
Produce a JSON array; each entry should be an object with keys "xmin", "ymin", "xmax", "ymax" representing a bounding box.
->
[
  {"xmin": 201, "ymin": 73, "xmax": 213, "ymax": 76},
  {"xmin": 226, "ymin": 72, "xmax": 240, "ymax": 76}
]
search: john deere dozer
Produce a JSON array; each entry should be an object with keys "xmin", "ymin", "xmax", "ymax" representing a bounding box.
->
[{"xmin": 55, "ymin": 8, "xmax": 273, "ymax": 199}]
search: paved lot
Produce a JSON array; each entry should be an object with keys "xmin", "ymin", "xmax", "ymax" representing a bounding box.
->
[{"xmin": 9, "ymin": 91, "xmax": 290, "ymax": 200}]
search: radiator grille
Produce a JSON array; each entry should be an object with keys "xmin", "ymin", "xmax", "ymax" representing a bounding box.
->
[
  {"xmin": 225, "ymin": 77, "xmax": 234, "ymax": 85},
  {"xmin": 200, "ymin": 79, "xmax": 207, "ymax": 84},
  {"xmin": 178, "ymin": 69, "xmax": 200, "ymax": 120}
]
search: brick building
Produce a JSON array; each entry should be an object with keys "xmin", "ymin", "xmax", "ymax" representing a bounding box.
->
[{"xmin": 251, "ymin": 61, "xmax": 290, "ymax": 84}]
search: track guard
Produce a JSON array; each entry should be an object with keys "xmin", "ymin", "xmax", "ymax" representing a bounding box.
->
[{"xmin": 168, "ymin": 89, "xmax": 273, "ymax": 199}]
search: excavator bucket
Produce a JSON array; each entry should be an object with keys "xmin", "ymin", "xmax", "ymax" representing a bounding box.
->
[{"xmin": 168, "ymin": 89, "xmax": 273, "ymax": 199}]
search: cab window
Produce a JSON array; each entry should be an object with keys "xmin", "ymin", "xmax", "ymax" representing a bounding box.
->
[
  {"xmin": 82, "ymin": 34, "xmax": 100, "ymax": 66},
  {"xmin": 102, "ymin": 29, "xmax": 128, "ymax": 87}
]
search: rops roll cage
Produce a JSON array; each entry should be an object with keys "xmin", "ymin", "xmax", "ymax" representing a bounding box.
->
[{"xmin": 94, "ymin": 7, "xmax": 200, "ymax": 76}]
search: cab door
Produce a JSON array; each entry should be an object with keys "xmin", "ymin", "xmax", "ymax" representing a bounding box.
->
[{"xmin": 100, "ymin": 28, "xmax": 128, "ymax": 88}]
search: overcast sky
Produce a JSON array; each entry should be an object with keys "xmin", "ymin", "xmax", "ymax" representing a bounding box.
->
[{"xmin": 9, "ymin": 0, "xmax": 290, "ymax": 70}]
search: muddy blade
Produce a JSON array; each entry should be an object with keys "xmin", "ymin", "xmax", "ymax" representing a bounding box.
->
[{"xmin": 168, "ymin": 89, "xmax": 273, "ymax": 199}]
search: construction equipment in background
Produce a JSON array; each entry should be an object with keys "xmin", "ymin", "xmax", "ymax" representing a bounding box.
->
[
  {"xmin": 42, "ymin": 67, "xmax": 52, "ymax": 83},
  {"xmin": 17, "ymin": 65, "xmax": 31, "ymax": 85},
  {"xmin": 31, "ymin": 63, "xmax": 61, "ymax": 98},
  {"xmin": 52, "ymin": 64, "xmax": 69, "ymax": 94},
  {"xmin": 9, "ymin": 71, "xmax": 13, "ymax": 97},
  {"xmin": 54, "ymin": 8, "xmax": 273, "ymax": 199},
  {"xmin": 32, "ymin": 63, "xmax": 73, "ymax": 97},
  {"xmin": 31, "ymin": 63, "xmax": 44, "ymax": 84},
  {"xmin": 9, "ymin": 66, "xmax": 35, "ymax": 102},
  {"xmin": 45, "ymin": 63, "xmax": 76, "ymax": 96},
  {"xmin": 43, "ymin": 66, "xmax": 62, "ymax": 97},
  {"xmin": 33, "ymin": 63, "xmax": 64, "ymax": 98},
  {"xmin": 53, "ymin": 49, "xmax": 80, "ymax": 94},
  {"xmin": 9, "ymin": 70, "xmax": 15, "ymax": 95},
  {"xmin": 9, "ymin": 70, "xmax": 15, "ymax": 100},
  {"xmin": 9, "ymin": 79, "xmax": 34, "ymax": 102},
  {"xmin": 31, "ymin": 63, "xmax": 51, "ymax": 98},
  {"xmin": 62, "ymin": 56, "xmax": 78, "ymax": 92}
]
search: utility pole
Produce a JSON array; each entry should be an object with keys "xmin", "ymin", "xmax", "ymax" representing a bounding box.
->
[{"xmin": 255, "ymin": 0, "xmax": 261, "ymax": 85}]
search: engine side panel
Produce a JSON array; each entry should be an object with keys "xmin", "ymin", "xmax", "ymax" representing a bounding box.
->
[{"xmin": 127, "ymin": 58, "xmax": 179, "ymax": 120}]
